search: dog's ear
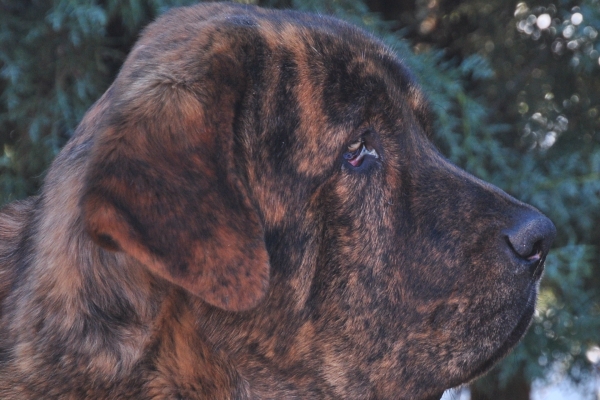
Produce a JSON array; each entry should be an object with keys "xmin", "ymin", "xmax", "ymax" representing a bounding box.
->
[{"xmin": 81, "ymin": 50, "xmax": 269, "ymax": 311}]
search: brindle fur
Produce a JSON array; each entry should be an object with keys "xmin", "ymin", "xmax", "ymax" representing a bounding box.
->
[{"xmin": 0, "ymin": 3, "xmax": 554, "ymax": 399}]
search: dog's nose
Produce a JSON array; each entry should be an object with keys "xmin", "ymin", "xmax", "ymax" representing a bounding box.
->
[{"xmin": 504, "ymin": 211, "xmax": 556, "ymax": 275}]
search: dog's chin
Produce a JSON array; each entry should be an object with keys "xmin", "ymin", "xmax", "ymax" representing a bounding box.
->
[{"xmin": 452, "ymin": 283, "xmax": 538, "ymax": 391}]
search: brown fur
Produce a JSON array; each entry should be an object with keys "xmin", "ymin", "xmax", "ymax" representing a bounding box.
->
[{"xmin": 0, "ymin": 3, "xmax": 555, "ymax": 399}]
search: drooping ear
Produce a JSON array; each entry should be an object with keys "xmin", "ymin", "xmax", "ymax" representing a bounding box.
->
[{"xmin": 81, "ymin": 52, "xmax": 269, "ymax": 311}]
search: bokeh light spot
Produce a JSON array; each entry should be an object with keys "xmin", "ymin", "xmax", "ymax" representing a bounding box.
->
[
  {"xmin": 536, "ymin": 13, "xmax": 551, "ymax": 30},
  {"xmin": 571, "ymin": 12, "xmax": 583, "ymax": 25}
]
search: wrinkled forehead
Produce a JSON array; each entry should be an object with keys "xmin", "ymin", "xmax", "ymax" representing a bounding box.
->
[
  {"xmin": 138, "ymin": 4, "xmax": 427, "ymax": 123},
  {"xmin": 263, "ymin": 12, "xmax": 419, "ymax": 94},
  {"xmin": 249, "ymin": 10, "xmax": 429, "ymax": 129},
  {"xmin": 278, "ymin": 13, "xmax": 429, "ymax": 132}
]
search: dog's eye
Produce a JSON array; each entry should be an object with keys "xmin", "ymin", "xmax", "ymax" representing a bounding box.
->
[{"xmin": 343, "ymin": 139, "xmax": 378, "ymax": 168}]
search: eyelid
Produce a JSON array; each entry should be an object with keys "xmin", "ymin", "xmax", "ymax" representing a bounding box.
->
[{"xmin": 347, "ymin": 139, "xmax": 363, "ymax": 152}]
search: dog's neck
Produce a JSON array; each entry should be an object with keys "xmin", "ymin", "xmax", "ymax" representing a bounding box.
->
[
  {"xmin": 14, "ymin": 197, "xmax": 283, "ymax": 397},
  {"xmin": 18, "ymin": 201, "xmax": 251, "ymax": 396}
]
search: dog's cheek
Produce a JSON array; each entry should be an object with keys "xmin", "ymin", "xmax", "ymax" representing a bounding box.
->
[
  {"xmin": 313, "ymin": 166, "xmax": 502, "ymax": 397},
  {"xmin": 307, "ymin": 174, "xmax": 411, "ymax": 391}
]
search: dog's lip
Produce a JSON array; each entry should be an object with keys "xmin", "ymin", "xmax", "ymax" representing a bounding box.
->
[
  {"xmin": 531, "ymin": 255, "xmax": 546, "ymax": 280},
  {"xmin": 523, "ymin": 253, "xmax": 546, "ymax": 281}
]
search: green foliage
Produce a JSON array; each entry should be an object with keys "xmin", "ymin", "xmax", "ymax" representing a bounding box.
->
[
  {"xmin": 1, "ymin": 0, "xmax": 598, "ymax": 397},
  {"xmin": 0, "ymin": 0, "xmax": 198, "ymax": 202}
]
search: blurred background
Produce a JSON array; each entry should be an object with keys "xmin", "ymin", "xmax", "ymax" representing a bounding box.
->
[{"xmin": 1, "ymin": 0, "xmax": 599, "ymax": 398}]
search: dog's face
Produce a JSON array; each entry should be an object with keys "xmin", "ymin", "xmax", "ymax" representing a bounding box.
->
[{"xmin": 78, "ymin": 3, "xmax": 555, "ymax": 398}]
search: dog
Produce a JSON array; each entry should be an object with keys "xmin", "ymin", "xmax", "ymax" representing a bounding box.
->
[{"xmin": 0, "ymin": 3, "xmax": 556, "ymax": 399}]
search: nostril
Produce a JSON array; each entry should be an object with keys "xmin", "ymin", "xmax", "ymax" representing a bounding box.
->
[
  {"xmin": 505, "ymin": 212, "xmax": 556, "ymax": 268},
  {"xmin": 525, "ymin": 241, "xmax": 543, "ymax": 263},
  {"xmin": 510, "ymin": 238, "xmax": 543, "ymax": 265}
]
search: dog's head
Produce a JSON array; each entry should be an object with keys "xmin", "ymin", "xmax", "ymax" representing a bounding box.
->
[{"xmin": 79, "ymin": 3, "xmax": 555, "ymax": 398}]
